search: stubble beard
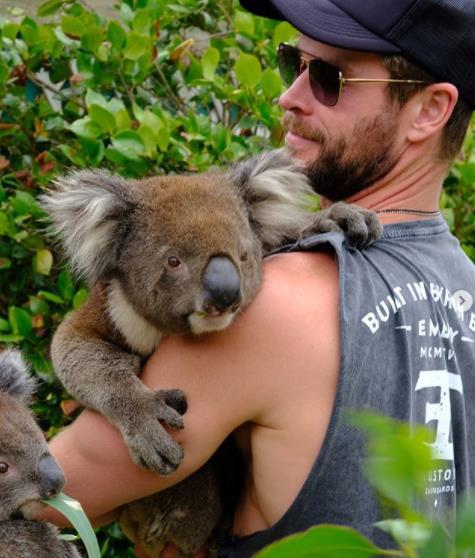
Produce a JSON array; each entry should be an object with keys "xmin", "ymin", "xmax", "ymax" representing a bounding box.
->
[{"xmin": 282, "ymin": 109, "xmax": 400, "ymax": 202}]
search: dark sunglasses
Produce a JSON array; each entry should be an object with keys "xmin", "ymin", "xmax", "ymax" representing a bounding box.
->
[{"xmin": 278, "ymin": 43, "xmax": 429, "ymax": 107}]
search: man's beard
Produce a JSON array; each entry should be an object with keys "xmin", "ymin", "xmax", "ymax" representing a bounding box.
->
[{"xmin": 282, "ymin": 109, "xmax": 400, "ymax": 201}]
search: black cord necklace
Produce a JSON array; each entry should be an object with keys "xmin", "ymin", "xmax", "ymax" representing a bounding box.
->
[{"xmin": 376, "ymin": 208, "xmax": 441, "ymax": 216}]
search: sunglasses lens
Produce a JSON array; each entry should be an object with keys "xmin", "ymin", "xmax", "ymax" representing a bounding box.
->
[
  {"xmin": 308, "ymin": 60, "xmax": 341, "ymax": 107},
  {"xmin": 277, "ymin": 43, "xmax": 341, "ymax": 107},
  {"xmin": 277, "ymin": 44, "xmax": 301, "ymax": 87}
]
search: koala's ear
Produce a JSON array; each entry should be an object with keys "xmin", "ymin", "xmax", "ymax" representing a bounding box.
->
[
  {"xmin": 230, "ymin": 149, "xmax": 315, "ymax": 250},
  {"xmin": 40, "ymin": 170, "xmax": 133, "ymax": 283},
  {"xmin": 0, "ymin": 350, "xmax": 36, "ymax": 403}
]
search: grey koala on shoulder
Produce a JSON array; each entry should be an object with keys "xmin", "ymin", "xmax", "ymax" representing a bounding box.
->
[
  {"xmin": 41, "ymin": 149, "xmax": 382, "ymax": 557},
  {"xmin": 0, "ymin": 349, "xmax": 81, "ymax": 558}
]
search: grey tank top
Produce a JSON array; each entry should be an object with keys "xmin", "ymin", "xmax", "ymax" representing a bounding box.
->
[{"xmin": 218, "ymin": 216, "xmax": 475, "ymax": 558}]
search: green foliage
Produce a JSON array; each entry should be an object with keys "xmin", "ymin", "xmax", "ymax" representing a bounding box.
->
[{"xmin": 0, "ymin": 0, "xmax": 472, "ymax": 555}]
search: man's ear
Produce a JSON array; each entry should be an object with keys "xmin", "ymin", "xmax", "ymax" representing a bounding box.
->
[
  {"xmin": 230, "ymin": 149, "xmax": 315, "ymax": 250},
  {"xmin": 406, "ymin": 83, "xmax": 459, "ymax": 145},
  {"xmin": 40, "ymin": 170, "xmax": 134, "ymax": 283}
]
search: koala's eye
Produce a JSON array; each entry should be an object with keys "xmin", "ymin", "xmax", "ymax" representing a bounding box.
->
[
  {"xmin": 167, "ymin": 256, "xmax": 181, "ymax": 269},
  {"xmin": 240, "ymin": 252, "xmax": 248, "ymax": 262},
  {"xmin": 0, "ymin": 462, "xmax": 9, "ymax": 474}
]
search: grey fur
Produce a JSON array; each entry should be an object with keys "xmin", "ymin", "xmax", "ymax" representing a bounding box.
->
[
  {"xmin": 0, "ymin": 350, "xmax": 36, "ymax": 403},
  {"xmin": 42, "ymin": 149, "xmax": 382, "ymax": 557},
  {"xmin": 0, "ymin": 351, "xmax": 79, "ymax": 557}
]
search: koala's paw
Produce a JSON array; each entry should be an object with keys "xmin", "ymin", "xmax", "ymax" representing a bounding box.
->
[
  {"xmin": 305, "ymin": 202, "xmax": 383, "ymax": 249},
  {"xmin": 123, "ymin": 389, "xmax": 187, "ymax": 475}
]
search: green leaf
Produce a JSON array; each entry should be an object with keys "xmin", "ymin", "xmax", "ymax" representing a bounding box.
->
[
  {"xmin": 70, "ymin": 117, "xmax": 103, "ymax": 140},
  {"xmin": 61, "ymin": 15, "xmax": 86, "ymax": 38},
  {"xmin": 45, "ymin": 493, "xmax": 100, "ymax": 558},
  {"xmin": 123, "ymin": 31, "xmax": 149, "ymax": 60},
  {"xmin": 8, "ymin": 307, "xmax": 33, "ymax": 336},
  {"xmin": 0, "ymin": 334, "xmax": 24, "ymax": 343},
  {"xmin": 0, "ymin": 61, "xmax": 8, "ymax": 84},
  {"xmin": 455, "ymin": 496, "xmax": 475, "ymax": 551},
  {"xmin": 107, "ymin": 20, "xmax": 126, "ymax": 50},
  {"xmin": 261, "ymin": 68, "xmax": 282, "ymax": 99},
  {"xmin": 235, "ymin": 52, "xmax": 262, "ymax": 88},
  {"xmin": 255, "ymin": 525, "xmax": 382, "ymax": 558},
  {"xmin": 350, "ymin": 412, "xmax": 433, "ymax": 510},
  {"xmin": 111, "ymin": 130, "xmax": 145, "ymax": 160},
  {"xmin": 420, "ymin": 523, "xmax": 451, "ymax": 558},
  {"xmin": 272, "ymin": 21, "xmax": 298, "ymax": 47},
  {"xmin": 156, "ymin": 127, "xmax": 170, "ymax": 152},
  {"xmin": 38, "ymin": 290, "xmax": 64, "ymax": 304},
  {"xmin": 375, "ymin": 519, "xmax": 431, "ymax": 547},
  {"xmin": 89, "ymin": 104, "xmax": 116, "ymax": 133},
  {"xmin": 57, "ymin": 270, "xmax": 74, "ymax": 302},
  {"xmin": 73, "ymin": 288, "xmax": 89, "ymax": 309},
  {"xmin": 37, "ymin": 0, "xmax": 64, "ymax": 17},
  {"xmin": 12, "ymin": 191, "xmax": 41, "ymax": 217},
  {"xmin": 81, "ymin": 26, "xmax": 104, "ymax": 53},
  {"xmin": 28, "ymin": 296, "xmax": 49, "ymax": 315},
  {"xmin": 137, "ymin": 125, "xmax": 157, "ymax": 157},
  {"xmin": 33, "ymin": 249, "xmax": 53, "ymax": 275},
  {"xmin": 85, "ymin": 90, "xmax": 108, "ymax": 110},
  {"xmin": 0, "ymin": 318, "xmax": 10, "ymax": 332},
  {"xmin": 235, "ymin": 11, "xmax": 255, "ymax": 36},
  {"xmin": 202, "ymin": 47, "xmax": 220, "ymax": 81}
]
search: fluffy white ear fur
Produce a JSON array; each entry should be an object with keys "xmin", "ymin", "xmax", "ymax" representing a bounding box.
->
[
  {"xmin": 40, "ymin": 170, "xmax": 131, "ymax": 283},
  {"xmin": 0, "ymin": 350, "xmax": 35, "ymax": 402},
  {"xmin": 231, "ymin": 149, "xmax": 315, "ymax": 250}
]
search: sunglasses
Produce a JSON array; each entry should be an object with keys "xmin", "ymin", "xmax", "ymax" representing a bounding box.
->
[{"xmin": 278, "ymin": 43, "xmax": 429, "ymax": 107}]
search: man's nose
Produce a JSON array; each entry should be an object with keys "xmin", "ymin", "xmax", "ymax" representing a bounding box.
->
[{"xmin": 279, "ymin": 68, "xmax": 314, "ymax": 114}]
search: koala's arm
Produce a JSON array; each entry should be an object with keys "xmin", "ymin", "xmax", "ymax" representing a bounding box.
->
[{"xmin": 51, "ymin": 285, "xmax": 186, "ymax": 474}]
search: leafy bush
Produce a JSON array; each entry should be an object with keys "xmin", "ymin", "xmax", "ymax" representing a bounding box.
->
[{"xmin": 0, "ymin": 0, "xmax": 473, "ymax": 555}]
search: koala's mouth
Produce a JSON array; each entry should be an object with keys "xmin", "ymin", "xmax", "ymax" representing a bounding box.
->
[
  {"xmin": 188, "ymin": 308, "xmax": 237, "ymax": 335},
  {"xmin": 16, "ymin": 499, "xmax": 46, "ymax": 519}
]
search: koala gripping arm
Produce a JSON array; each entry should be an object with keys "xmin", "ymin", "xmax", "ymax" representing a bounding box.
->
[{"xmin": 51, "ymin": 285, "xmax": 186, "ymax": 475}]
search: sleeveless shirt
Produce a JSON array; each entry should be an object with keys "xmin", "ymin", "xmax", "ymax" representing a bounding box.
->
[{"xmin": 218, "ymin": 216, "xmax": 475, "ymax": 557}]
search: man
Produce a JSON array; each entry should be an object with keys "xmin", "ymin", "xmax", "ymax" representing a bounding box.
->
[{"xmin": 46, "ymin": 1, "xmax": 475, "ymax": 557}]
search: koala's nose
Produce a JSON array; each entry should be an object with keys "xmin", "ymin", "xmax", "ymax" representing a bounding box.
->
[
  {"xmin": 203, "ymin": 256, "xmax": 241, "ymax": 312},
  {"xmin": 38, "ymin": 455, "xmax": 65, "ymax": 500}
]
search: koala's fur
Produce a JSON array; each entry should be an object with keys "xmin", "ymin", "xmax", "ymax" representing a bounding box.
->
[
  {"xmin": 41, "ymin": 149, "xmax": 382, "ymax": 557},
  {"xmin": 0, "ymin": 350, "xmax": 80, "ymax": 558}
]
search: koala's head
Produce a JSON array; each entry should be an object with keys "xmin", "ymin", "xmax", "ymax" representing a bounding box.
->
[
  {"xmin": 0, "ymin": 350, "xmax": 65, "ymax": 520},
  {"xmin": 41, "ymin": 150, "xmax": 314, "ymax": 336}
]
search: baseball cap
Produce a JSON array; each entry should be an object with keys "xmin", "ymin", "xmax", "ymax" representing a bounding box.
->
[{"xmin": 240, "ymin": 0, "xmax": 475, "ymax": 108}]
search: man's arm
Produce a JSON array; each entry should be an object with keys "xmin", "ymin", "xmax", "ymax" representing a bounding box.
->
[{"xmin": 45, "ymin": 250, "xmax": 340, "ymax": 525}]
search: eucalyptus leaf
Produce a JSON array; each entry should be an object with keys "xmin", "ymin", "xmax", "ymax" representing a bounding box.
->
[{"xmin": 45, "ymin": 492, "xmax": 100, "ymax": 558}]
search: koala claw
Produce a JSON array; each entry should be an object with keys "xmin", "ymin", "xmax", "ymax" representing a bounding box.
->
[
  {"xmin": 125, "ymin": 424, "xmax": 184, "ymax": 474},
  {"xmin": 160, "ymin": 388, "xmax": 188, "ymax": 416},
  {"xmin": 305, "ymin": 202, "xmax": 383, "ymax": 249}
]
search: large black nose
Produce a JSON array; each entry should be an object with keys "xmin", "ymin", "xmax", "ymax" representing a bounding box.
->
[
  {"xmin": 38, "ymin": 455, "xmax": 65, "ymax": 500},
  {"xmin": 202, "ymin": 256, "xmax": 241, "ymax": 312}
]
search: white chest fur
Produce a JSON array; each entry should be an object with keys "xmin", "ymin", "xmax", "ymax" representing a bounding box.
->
[{"xmin": 106, "ymin": 279, "xmax": 163, "ymax": 355}]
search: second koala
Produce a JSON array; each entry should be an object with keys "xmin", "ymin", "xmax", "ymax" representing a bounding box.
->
[{"xmin": 0, "ymin": 350, "xmax": 80, "ymax": 558}]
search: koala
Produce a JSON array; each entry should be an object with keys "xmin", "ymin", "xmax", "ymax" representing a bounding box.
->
[
  {"xmin": 0, "ymin": 349, "xmax": 81, "ymax": 558},
  {"xmin": 41, "ymin": 149, "xmax": 382, "ymax": 556}
]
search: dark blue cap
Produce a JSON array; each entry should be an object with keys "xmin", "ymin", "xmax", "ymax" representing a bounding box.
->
[{"xmin": 240, "ymin": 0, "xmax": 475, "ymax": 108}]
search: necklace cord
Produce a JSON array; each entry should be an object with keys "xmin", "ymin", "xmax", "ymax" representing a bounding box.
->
[{"xmin": 375, "ymin": 208, "xmax": 441, "ymax": 216}]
